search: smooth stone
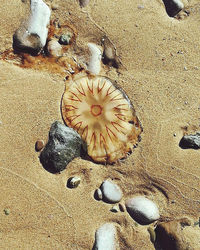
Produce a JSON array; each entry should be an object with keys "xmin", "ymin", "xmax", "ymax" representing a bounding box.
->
[
  {"xmin": 95, "ymin": 188, "xmax": 103, "ymax": 200},
  {"xmin": 47, "ymin": 39, "xmax": 62, "ymax": 57},
  {"xmin": 93, "ymin": 223, "xmax": 116, "ymax": 250},
  {"xmin": 125, "ymin": 196, "xmax": 160, "ymax": 225},
  {"xmin": 119, "ymin": 203, "xmax": 126, "ymax": 212},
  {"xmin": 67, "ymin": 176, "xmax": 81, "ymax": 188},
  {"xmin": 35, "ymin": 139, "xmax": 44, "ymax": 151},
  {"xmin": 4, "ymin": 208, "xmax": 10, "ymax": 215},
  {"xmin": 179, "ymin": 132, "xmax": 200, "ymax": 149},
  {"xmin": 110, "ymin": 205, "xmax": 119, "ymax": 213},
  {"xmin": 101, "ymin": 180, "xmax": 122, "ymax": 203},
  {"xmin": 162, "ymin": 0, "xmax": 184, "ymax": 17},
  {"xmin": 58, "ymin": 34, "xmax": 72, "ymax": 45},
  {"xmin": 79, "ymin": 0, "xmax": 90, "ymax": 7},
  {"xmin": 40, "ymin": 121, "xmax": 86, "ymax": 173},
  {"xmin": 155, "ymin": 218, "xmax": 192, "ymax": 250}
]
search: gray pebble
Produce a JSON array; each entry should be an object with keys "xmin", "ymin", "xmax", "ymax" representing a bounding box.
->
[
  {"xmin": 40, "ymin": 121, "xmax": 86, "ymax": 173},
  {"xmin": 101, "ymin": 180, "xmax": 122, "ymax": 204},
  {"xmin": 59, "ymin": 34, "xmax": 72, "ymax": 45},
  {"xmin": 110, "ymin": 205, "xmax": 119, "ymax": 213},
  {"xmin": 179, "ymin": 132, "xmax": 200, "ymax": 149}
]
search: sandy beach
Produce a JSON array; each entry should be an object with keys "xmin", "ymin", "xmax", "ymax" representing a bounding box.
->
[{"xmin": 0, "ymin": 0, "xmax": 200, "ymax": 249}]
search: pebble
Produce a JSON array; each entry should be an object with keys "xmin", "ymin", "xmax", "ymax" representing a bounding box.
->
[
  {"xmin": 13, "ymin": 0, "xmax": 51, "ymax": 54},
  {"xmin": 51, "ymin": 3, "xmax": 59, "ymax": 10},
  {"xmin": 58, "ymin": 34, "xmax": 72, "ymax": 45},
  {"xmin": 95, "ymin": 188, "xmax": 103, "ymax": 200},
  {"xmin": 35, "ymin": 139, "xmax": 44, "ymax": 152},
  {"xmin": 163, "ymin": 0, "xmax": 184, "ymax": 17},
  {"xmin": 79, "ymin": 0, "xmax": 90, "ymax": 7},
  {"xmin": 47, "ymin": 39, "xmax": 62, "ymax": 57},
  {"xmin": 155, "ymin": 218, "xmax": 192, "ymax": 250},
  {"xmin": 4, "ymin": 208, "xmax": 10, "ymax": 215},
  {"xmin": 87, "ymin": 43, "xmax": 102, "ymax": 75},
  {"xmin": 179, "ymin": 132, "xmax": 200, "ymax": 149},
  {"xmin": 119, "ymin": 203, "xmax": 126, "ymax": 212},
  {"xmin": 67, "ymin": 176, "xmax": 81, "ymax": 188},
  {"xmin": 100, "ymin": 180, "xmax": 122, "ymax": 204},
  {"xmin": 110, "ymin": 205, "xmax": 119, "ymax": 213},
  {"xmin": 93, "ymin": 223, "xmax": 117, "ymax": 250},
  {"xmin": 125, "ymin": 196, "xmax": 160, "ymax": 225},
  {"xmin": 40, "ymin": 121, "xmax": 86, "ymax": 173},
  {"xmin": 147, "ymin": 227, "xmax": 156, "ymax": 243}
]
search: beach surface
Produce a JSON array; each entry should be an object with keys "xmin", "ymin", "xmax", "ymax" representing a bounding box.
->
[{"xmin": 0, "ymin": 0, "xmax": 200, "ymax": 249}]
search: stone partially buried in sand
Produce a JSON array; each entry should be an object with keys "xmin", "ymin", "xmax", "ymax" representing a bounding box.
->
[
  {"xmin": 62, "ymin": 73, "xmax": 142, "ymax": 163},
  {"xmin": 100, "ymin": 180, "xmax": 122, "ymax": 203},
  {"xmin": 125, "ymin": 196, "xmax": 160, "ymax": 225},
  {"xmin": 40, "ymin": 121, "xmax": 86, "ymax": 173},
  {"xmin": 93, "ymin": 223, "xmax": 117, "ymax": 250},
  {"xmin": 179, "ymin": 132, "xmax": 200, "ymax": 149}
]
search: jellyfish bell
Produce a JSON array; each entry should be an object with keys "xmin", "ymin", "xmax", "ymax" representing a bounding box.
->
[{"xmin": 61, "ymin": 72, "xmax": 142, "ymax": 164}]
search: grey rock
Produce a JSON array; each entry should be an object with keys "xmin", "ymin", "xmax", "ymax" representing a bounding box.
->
[
  {"xmin": 40, "ymin": 121, "xmax": 86, "ymax": 173},
  {"xmin": 100, "ymin": 180, "xmax": 122, "ymax": 204},
  {"xmin": 179, "ymin": 132, "xmax": 200, "ymax": 149},
  {"xmin": 58, "ymin": 34, "xmax": 72, "ymax": 45}
]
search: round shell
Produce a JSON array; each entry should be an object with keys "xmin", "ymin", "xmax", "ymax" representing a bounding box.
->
[{"xmin": 61, "ymin": 73, "xmax": 142, "ymax": 163}]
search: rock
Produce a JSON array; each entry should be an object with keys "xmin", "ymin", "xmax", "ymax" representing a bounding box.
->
[
  {"xmin": 35, "ymin": 139, "xmax": 44, "ymax": 151},
  {"xmin": 87, "ymin": 43, "xmax": 102, "ymax": 75},
  {"xmin": 147, "ymin": 226, "xmax": 156, "ymax": 243},
  {"xmin": 3, "ymin": 208, "xmax": 10, "ymax": 215},
  {"xmin": 162, "ymin": 0, "xmax": 184, "ymax": 17},
  {"xmin": 125, "ymin": 196, "xmax": 160, "ymax": 225},
  {"xmin": 179, "ymin": 132, "xmax": 200, "ymax": 149},
  {"xmin": 100, "ymin": 180, "xmax": 122, "ymax": 203},
  {"xmin": 95, "ymin": 188, "xmax": 103, "ymax": 200},
  {"xmin": 110, "ymin": 205, "xmax": 119, "ymax": 213},
  {"xmin": 67, "ymin": 176, "xmax": 81, "ymax": 188},
  {"xmin": 40, "ymin": 121, "xmax": 86, "ymax": 173},
  {"xmin": 79, "ymin": 0, "xmax": 90, "ymax": 7},
  {"xmin": 13, "ymin": 0, "xmax": 51, "ymax": 54},
  {"xmin": 93, "ymin": 223, "xmax": 117, "ymax": 250},
  {"xmin": 119, "ymin": 203, "xmax": 126, "ymax": 212},
  {"xmin": 58, "ymin": 34, "xmax": 72, "ymax": 45},
  {"xmin": 47, "ymin": 39, "xmax": 62, "ymax": 57},
  {"xmin": 51, "ymin": 3, "xmax": 59, "ymax": 10},
  {"xmin": 155, "ymin": 218, "xmax": 193, "ymax": 250}
]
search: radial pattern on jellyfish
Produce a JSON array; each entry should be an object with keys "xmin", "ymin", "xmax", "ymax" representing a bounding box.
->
[{"xmin": 62, "ymin": 74, "xmax": 142, "ymax": 163}]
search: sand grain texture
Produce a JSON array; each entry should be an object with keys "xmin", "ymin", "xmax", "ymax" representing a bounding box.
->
[{"xmin": 0, "ymin": 0, "xmax": 200, "ymax": 249}]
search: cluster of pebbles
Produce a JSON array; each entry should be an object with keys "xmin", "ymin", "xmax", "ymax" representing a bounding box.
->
[{"xmin": 14, "ymin": 0, "xmax": 197, "ymax": 249}]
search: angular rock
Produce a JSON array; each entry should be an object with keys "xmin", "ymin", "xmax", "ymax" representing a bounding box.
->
[
  {"xmin": 93, "ymin": 223, "xmax": 117, "ymax": 250},
  {"xmin": 40, "ymin": 121, "xmax": 86, "ymax": 173},
  {"xmin": 58, "ymin": 34, "xmax": 72, "ymax": 45},
  {"xmin": 100, "ymin": 180, "xmax": 122, "ymax": 203},
  {"xmin": 179, "ymin": 132, "xmax": 200, "ymax": 149},
  {"xmin": 125, "ymin": 196, "xmax": 160, "ymax": 225}
]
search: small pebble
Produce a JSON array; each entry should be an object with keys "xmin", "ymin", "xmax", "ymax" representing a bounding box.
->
[
  {"xmin": 119, "ymin": 203, "xmax": 126, "ymax": 212},
  {"xmin": 183, "ymin": 66, "xmax": 187, "ymax": 71},
  {"xmin": 93, "ymin": 223, "xmax": 116, "ymax": 250},
  {"xmin": 125, "ymin": 196, "xmax": 160, "ymax": 225},
  {"xmin": 110, "ymin": 205, "xmax": 119, "ymax": 213},
  {"xmin": 47, "ymin": 39, "xmax": 62, "ymax": 57},
  {"xmin": 51, "ymin": 3, "xmax": 59, "ymax": 10},
  {"xmin": 35, "ymin": 139, "xmax": 45, "ymax": 152},
  {"xmin": 95, "ymin": 188, "xmax": 103, "ymax": 200},
  {"xmin": 101, "ymin": 180, "xmax": 122, "ymax": 203},
  {"xmin": 104, "ymin": 46, "xmax": 115, "ymax": 61},
  {"xmin": 147, "ymin": 227, "xmax": 156, "ymax": 243},
  {"xmin": 79, "ymin": 0, "xmax": 90, "ymax": 7},
  {"xmin": 4, "ymin": 208, "xmax": 10, "ymax": 215},
  {"xmin": 67, "ymin": 176, "xmax": 81, "ymax": 188},
  {"xmin": 59, "ymin": 34, "xmax": 72, "ymax": 45}
]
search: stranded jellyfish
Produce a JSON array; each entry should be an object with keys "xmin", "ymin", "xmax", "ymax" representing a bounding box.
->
[{"xmin": 62, "ymin": 74, "xmax": 142, "ymax": 163}]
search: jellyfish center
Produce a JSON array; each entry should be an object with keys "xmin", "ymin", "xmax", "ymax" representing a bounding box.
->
[{"xmin": 90, "ymin": 104, "xmax": 103, "ymax": 117}]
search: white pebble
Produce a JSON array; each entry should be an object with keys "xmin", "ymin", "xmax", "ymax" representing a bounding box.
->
[
  {"xmin": 47, "ymin": 39, "xmax": 62, "ymax": 57},
  {"xmin": 93, "ymin": 223, "xmax": 117, "ymax": 250},
  {"xmin": 125, "ymin": 196, "xmax": 160, "ymax": 225},
  {"xmin": 87, "ymin": 43, "xmax": 102, "ymax": 75},
  {"xmin": 95, "ymin": 188, "xmax": 103, "ymax": 200},
  {"xmin": 101, "ymin": 180, "xmax": 122, "ymax": 203},
  {"xmin": 28, "ymin": 0, "xmax": 51, "ymax": 47}
]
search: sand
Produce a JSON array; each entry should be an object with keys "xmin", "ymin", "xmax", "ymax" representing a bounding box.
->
[{"xmin": 0, "ymin": 0, "xmax": 200, "ymax": 249}]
